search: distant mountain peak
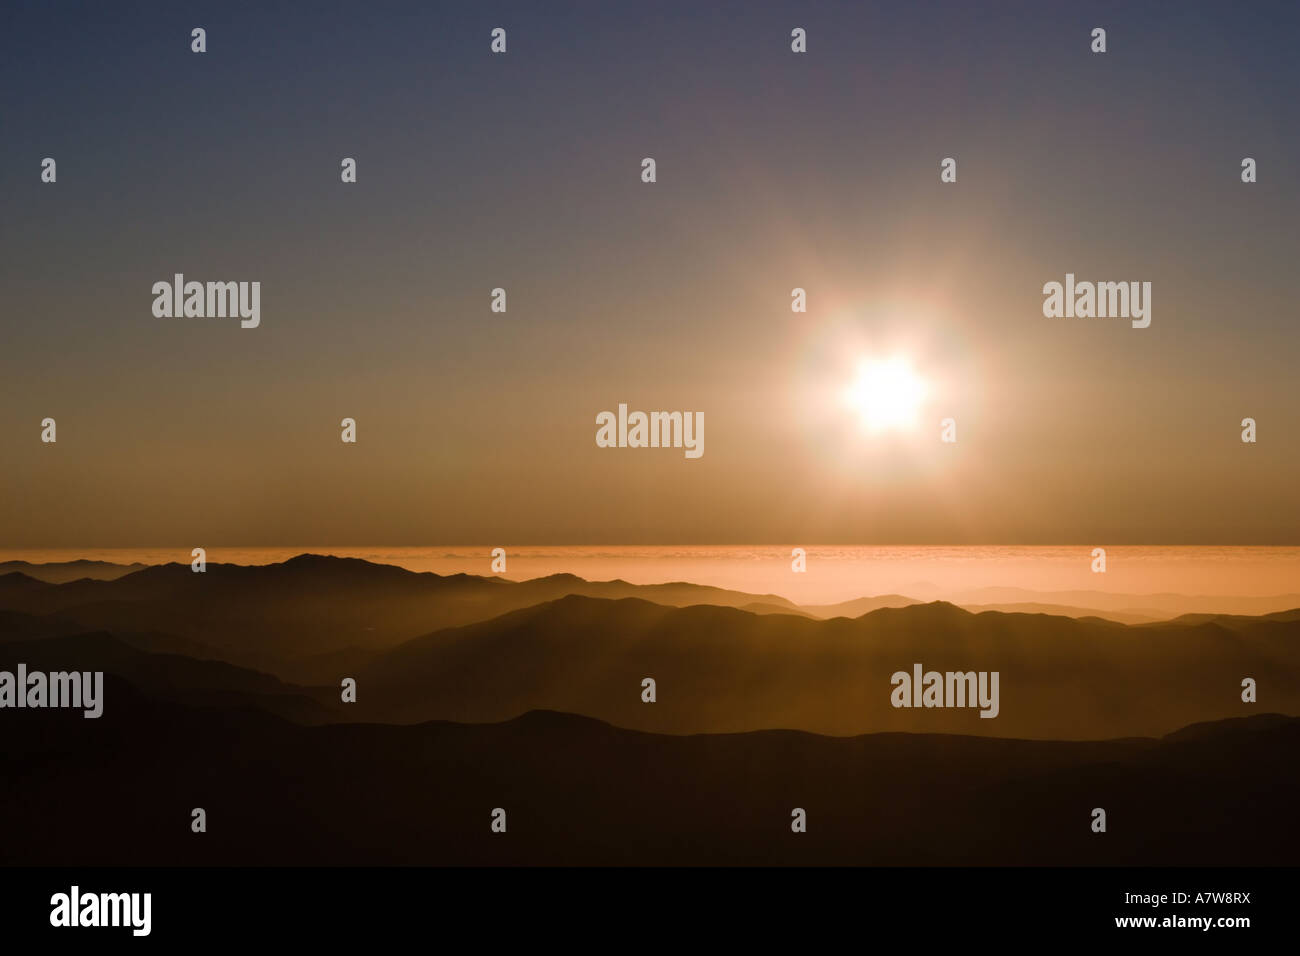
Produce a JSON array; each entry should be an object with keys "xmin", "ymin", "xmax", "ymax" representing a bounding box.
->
[
  {"xmin": 858, "ymin": 599, "xmax": 971, "ymax": 622},
  {"xmin": 282, "ymin": 553, "xmax": 374, "ymax": 567},
  {"xmin": 526, "ymin": 572, "xmax": 586, "ymax": 584}
]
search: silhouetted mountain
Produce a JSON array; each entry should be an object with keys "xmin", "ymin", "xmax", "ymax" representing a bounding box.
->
[
  {"xmin": 0, "ymin": 608, "xmax": 224, "ymax": 660},
  {"xmin": 0, "ymin": 633, "xmax": 341, "ymax": 724},
  {"xmin": 0, "ymin": 554, "xmax": 800, "ymax": 678},
  {"xmin": 0, "ymin": 572, "xmax": 51, "ymax": 602},
  {"xmin": 953, "ymin": 586, "xmax": 1300, "ymax": 619},
  {"xmin": 800, "ymin": 594, "xmax": 922, "ymax": 617},
  {"xmin": 350, "ymin": 595, "xmax": 1300, "ymax": 739},
  {"xmin": 0, "ymin": 683, "xmax": 1293, "ymax": 866},
  {"xmin": 0, "ymin": 559, "xmax": 147, "ymax": 584},
  {"xmin": 4, "ymin": 557, "xmax": 1297, "ymax": 740},
  {"xmin": 740, "ymin": 602, "xmax": 816, "ymax": 617},
  {"xmin": 958, "ymin": 602, "xmax": 1160, "ymax": 624},
  {"xmin": 0, "ymin": 608, "xmax": 82, "ymax": 640},
  {"xmin": 1163, "ymin": 607, "xmax": 1300, "ymax": 628}
]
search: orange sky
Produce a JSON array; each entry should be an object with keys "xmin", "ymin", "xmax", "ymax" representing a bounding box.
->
[{"xmin": 3, "ymin": 2, "xmax": 1297, "ymax": 547}]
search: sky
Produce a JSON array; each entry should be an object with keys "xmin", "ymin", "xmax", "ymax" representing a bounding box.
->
[{"xmin": 2, "ymin": 0, "xmax": 1298, "ymax": 547}]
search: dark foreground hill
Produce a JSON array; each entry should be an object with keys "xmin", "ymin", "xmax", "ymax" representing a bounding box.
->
[{"xmin": 0, "ymin": 680, "xmax": 1295, "ymax": 866}]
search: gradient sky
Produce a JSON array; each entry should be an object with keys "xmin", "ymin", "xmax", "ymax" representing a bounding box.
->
[{"xmin": 3, "ymin": 0, "xmax": 1298, "ymax": 546}]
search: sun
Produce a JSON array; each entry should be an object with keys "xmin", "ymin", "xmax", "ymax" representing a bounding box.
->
[{"xmin": 844, "ymin": 357, "xmax": 928, "ymax": 433}]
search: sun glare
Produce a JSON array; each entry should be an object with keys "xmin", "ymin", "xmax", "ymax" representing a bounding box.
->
[{"xmin": 845, "ymin": 357, "xmax": 928, "ymax": 433}]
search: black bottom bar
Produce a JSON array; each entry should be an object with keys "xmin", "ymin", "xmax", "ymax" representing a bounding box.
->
[{"xmin": 1, "ymin": 866, "xmax": 1279, "ymax": 943}]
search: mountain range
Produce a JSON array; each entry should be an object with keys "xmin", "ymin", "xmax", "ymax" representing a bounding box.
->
[
  {"xmin": 2, "ymin": 555, "xmax": 1295, "ymax": 738},
  {"xmin": 2, "ymin": 553, "xmax": 1296, "ymax": 865}
]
